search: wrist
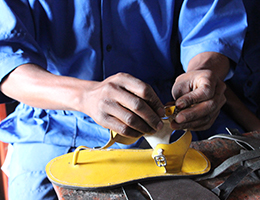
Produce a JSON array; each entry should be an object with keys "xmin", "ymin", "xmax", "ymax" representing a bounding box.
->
[{"xmin": 187, "ymin": 52, "xmax": 230, "ymax": 81}]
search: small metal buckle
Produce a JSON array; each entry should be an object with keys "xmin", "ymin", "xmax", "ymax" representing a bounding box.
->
[
  {"xmin": 162, "ymin": 105, "xmax": 179, "ymax": 121},
  {"xmin": 153, "ymin": 148, "xmax": 167, "ymax": 168}
]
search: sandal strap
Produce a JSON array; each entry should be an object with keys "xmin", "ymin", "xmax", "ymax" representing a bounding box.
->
[
  {"xmin": 123, "ymin": 179, "xmax": 220, "ymax": 200},
  {"xmin": 212, "ymin": 159, "xmax": 260, "ymax": 200},
  {"xmin": 196, "ymin": 149, "xmax": 260, "ymax": 181},
  {"xmin": 197, "ymin": 134, "xmax": 260, "ymax": 200}
]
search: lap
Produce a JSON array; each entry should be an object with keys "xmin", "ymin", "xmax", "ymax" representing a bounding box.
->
[{"xmin": 8, "ymin": 142, "xmax": 70, "ymax": 200}]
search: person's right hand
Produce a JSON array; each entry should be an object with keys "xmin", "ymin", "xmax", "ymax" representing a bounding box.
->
[
  {"xmin": 80, "ymin": 73, "xmax": 165, "ymax": 138},
  {"xmin": 0, "ymin": 64, "xmax": 165, "ymax": 139}
]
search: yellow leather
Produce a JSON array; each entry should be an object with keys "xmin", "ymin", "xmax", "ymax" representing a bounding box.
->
[
  {"xmin": 101, "ymin": 105, "xmax": 177, "ymax": 149},
  {"xmin": 46, "ymin": 130, "xmax": 210, "ymax": 189},
  {"xmin": 164, "ymin": 105, "xmax": 177, "ymax": 118},
  {"xmin": 152, "ymin": 128, "xmax": 191, "ymax": 173},
  {"xmin": 101, "ymin": 129, "xmax": 140, "ymax": 149}
]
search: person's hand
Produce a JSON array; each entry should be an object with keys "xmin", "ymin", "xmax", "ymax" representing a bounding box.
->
[
  {"xmin": 171, "ymin": 69, "xmax": 226, "ymax": 131},
  {"xmin": 0, "ymin": 64, "xmax": 165, "ymax": 139},
  {"xmin": 82, "ymin": 73, "xmax": 165, "ymax": 138}
]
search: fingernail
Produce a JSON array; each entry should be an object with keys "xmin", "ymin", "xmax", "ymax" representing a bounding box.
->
[
  {"xmin": 176, "ymin": 100, "xmax": 185, "ymax": 109},
  {"xmin": 175, "ymin": 114, "xmax": 185, "ymax": 123},
  {"xmin": 157, "ymin": 107, "xmax": 165, "ymax": 117},
  {"xmin": 156, "ymin": 121, "xmax": 164, "ymax": 130}
]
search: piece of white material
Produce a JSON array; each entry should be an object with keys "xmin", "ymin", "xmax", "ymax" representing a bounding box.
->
[{"xmin": 144, "ymin": 120, "xmax": 173, "ymax": 149}]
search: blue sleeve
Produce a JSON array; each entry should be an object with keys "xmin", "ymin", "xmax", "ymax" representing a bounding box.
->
[
  {"xmin": 0, "ymin": 0, "xmax": 47, "ymax": 103},
  {"xmin": 179, "ymin": 0, "xmax": 247, "ymax": 74}
]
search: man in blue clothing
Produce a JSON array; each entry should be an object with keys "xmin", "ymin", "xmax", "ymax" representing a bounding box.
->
[
  {"xmin": 0, "ymin": 0, "xmax": 247, "ymax": 199},
  {"xmin": 222, "ymin": 0, "xmax": 260, "ymax": 132},
  {"xmin": 192, "ymin": 0, "xmax": 260, "ymax": 139}
]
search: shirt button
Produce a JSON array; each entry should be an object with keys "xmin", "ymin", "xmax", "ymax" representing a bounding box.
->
[
  {"xmin": 247, "ymin": 81, "xmax": 252, "ymax": 87},
  {"xmin": 106, "ymin": 44, "xmax": 112, "ymax": 52}
]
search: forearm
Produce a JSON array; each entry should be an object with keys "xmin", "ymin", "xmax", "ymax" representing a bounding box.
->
[
  {"xmin": 0, "ymin": 64, "xmax": 94, "ymax": 112},
  {"xmin": 187, "ymin": 52, "xmax": 230, "ymax": 81},
  {"xmin": 0, "ymin": 63, "xmax": 165, "ymax": 137},
  {"xmin": 224, "ymin": 86, "xmax": 260, "ymax": 132}
]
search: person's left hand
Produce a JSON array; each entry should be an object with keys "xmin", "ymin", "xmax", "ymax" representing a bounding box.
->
[{"xmin": 170, "ymin": 69, "xmax": 226, "ymax": 131}]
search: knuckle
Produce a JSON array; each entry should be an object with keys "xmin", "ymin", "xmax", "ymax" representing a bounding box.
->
[
  {"xmin": 118, "ymin": 124, "xmax": 130, "ymax": 136},
  {"xmin": 97, "ymin": 98, "xmax": 112, "ymax": 110},
  {"xmin": 119, "ymin": 125, "xmax": 141, "ymax": 138},
  {"xmin": 137, "ymin": 82, "xmax": 152, "ymax": 97},
  {"xmin": 104, "ymin": 81, "xmax": 117, "ymax": 91},
  {"xmin": 100, "ymin": 82, "xmax": 117, "ymax": 96},
  {"xmin": 222, "ymin": 81, "xmax": 227, "ymax": 91},
  {"xmin": 115, "ymin": 72, "xmax": 127, "ymax": 78},
  {"xmin": 114, "ymin": 72, "xmax": 132, "ymax": 81},
  {"xmin": 203, "ymin": 99, "xmax": 217, "ymax": 116},
  {"xmin": 187, "ymin": 94, "xmax": 198, "ymax": 105},
  {"xmin": 201, "ymin": 84, "xmax": 214, "ymax": 99},
  {"xmin": 131, "ymin": 98, "xmax": 145, "ymax": 112},
  {"xmin": 207, "ymin": 99, "xmax": 215, "ymax": 111},
  {"xmin": 124, "ymin": 113, "xmax": 138, "ymax": 127},
  {"xmin": 175, "ymin": 74, "xmax": 185, "ymax": 83},
  {"xmin": 95, "ymin": 112, "xmax": 109, "ymax": 124},
  {"xmin": 205, "ymin": 114, "xmax": 212, "ymax": 124},
  {"xmin": 142, "ymin": 83, "xmax": 152, "ymax": 94}
]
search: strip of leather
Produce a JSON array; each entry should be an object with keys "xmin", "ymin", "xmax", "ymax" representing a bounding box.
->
[{"xmin": 137, "ymin": 179, "xmax": 220, "ymax": 200}]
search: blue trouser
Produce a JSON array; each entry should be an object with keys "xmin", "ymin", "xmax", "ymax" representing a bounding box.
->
[
  {"xmin": 8, "ymin": 143, "xmax": 70, "ymax": 200},
  {"xmin": 7, "ymin": 111, "xmax": 245, "ymax": 200}
]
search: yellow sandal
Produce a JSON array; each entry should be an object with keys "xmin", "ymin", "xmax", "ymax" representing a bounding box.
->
[{"xmin": 46, "ymin": 106, "xmax": 210, "ymax": 189}]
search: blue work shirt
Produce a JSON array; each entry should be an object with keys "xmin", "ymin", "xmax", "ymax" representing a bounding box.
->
[
  {"xmin": 0, "ymin": 0, "xmax": 247, "ymax": 148},
  {"xmin": 227, "ymin": 0, "xmax": 260, "ymax": 118}
]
